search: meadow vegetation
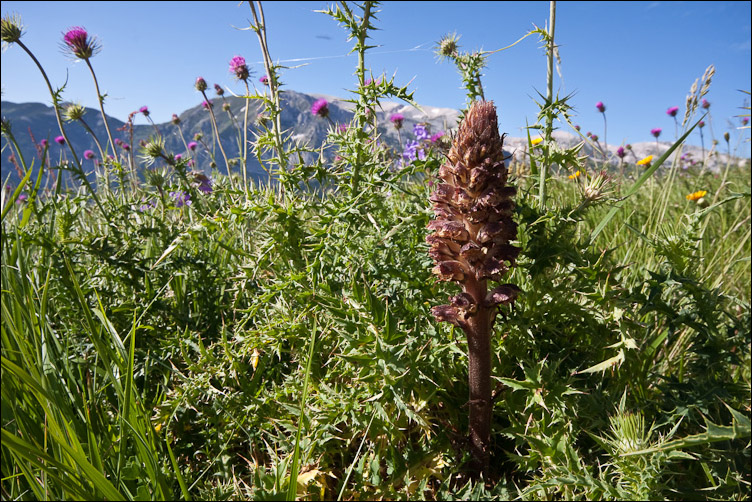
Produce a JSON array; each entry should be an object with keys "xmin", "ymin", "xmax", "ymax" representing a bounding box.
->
[{"xmin": 2, "ymin": 2, "xmax": 750, "ymax": 500}]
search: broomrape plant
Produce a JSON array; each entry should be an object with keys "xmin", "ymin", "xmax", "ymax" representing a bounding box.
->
[{"xmin": 427, "ymin": 100, "xmax": 520, "ymax": 477}]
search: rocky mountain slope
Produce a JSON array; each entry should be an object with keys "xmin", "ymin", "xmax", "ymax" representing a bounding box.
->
[{"xmin": 1, "ymin": 92, "xmax": 745, "ymax": 188}]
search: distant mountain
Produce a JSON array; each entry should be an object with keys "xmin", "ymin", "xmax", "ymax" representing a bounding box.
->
[{"xmin": 1, "ymin": 92, "xmax": 745, "ymax": 189}]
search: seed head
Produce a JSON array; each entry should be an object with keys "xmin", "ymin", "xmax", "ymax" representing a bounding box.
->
[
  {"xmin": 1, "ymin": 13, "xmax": 24, "ymax": 44},
  {"xmin": 63, "ymin": 103, "xmax": 86, "ymax": 122}
]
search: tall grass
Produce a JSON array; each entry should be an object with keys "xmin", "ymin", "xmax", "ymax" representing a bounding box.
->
[{"xmin": 2, "ymin": 2, "xmax": 750, "ymax": 500}]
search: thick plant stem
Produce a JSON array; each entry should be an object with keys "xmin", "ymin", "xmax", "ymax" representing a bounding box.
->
[{"xmin": 464, "ymin": 276, "xmax": 492, "ymax": 475}]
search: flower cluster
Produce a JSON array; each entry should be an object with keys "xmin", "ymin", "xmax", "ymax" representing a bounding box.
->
[{"xmin": 427, "ymin": 100, "xmax": 520, "ymax": 328}]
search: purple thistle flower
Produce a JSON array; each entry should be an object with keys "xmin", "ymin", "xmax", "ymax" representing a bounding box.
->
[
  {"xmin": 591, "ymin": 134, "xmax": 599, "ymax": 141},
  {"xmin": 742, "ymin": 117, "xmax": 749, "ymax": 126},
  {"xmin": 338, "ymin": 123, "xmax": 348, "ymax": 133},
  {"xmin": 596, "ymin": 101, "xmax": 606, "ymax": 113},
  {"xmin": 666, "ymin": 106, "xmax": 679, "ymax": 117},
  {"xmin": 17, "ymin": 194, "xmax": 28, "ymax": 204},
  {"xmin": 139, "ymin": 106, "xmax": 149, "ymax": 116},
  {"xmin": 188, "ymin": 141, "xmax": 198, "ymax": 151},
  {"xmin": 214, "ymin": 84, "xmax": 224, "ymax": 96},
  {"xmin": 701, "ymin": 99, "xmax": 710, "ymax": 109},
  {"xmin": 55, "ymin": 135, "xmax": 65, "ymax": 145},
  {"xmin": 174, "ymin": 154, "xmax": 183, "ymax": 161},
  {"xmin": 229, "ymin": 55, "xmax": 250, "ymax": 81},
  {"xmin": 311, "ymin": 98, "xmax": 329, "ymax": 118},
  {"xmin": 616, "ymin": 146, "xmax": 626, "ymax": 158},
  {"xmin": 651, "ymin": 128, "xmax": 662, "ymax": 138},
  {"xmin": 62, "ymin": 26, "xmax": 99, "ymax": 59},
  {"xmin": 390, "ymin": 113, "xmax": 404, "ymax": 130},
  {"xmin": 202, "ymin": 100, "xmax": 212, "ymax": 110},
  {"xmin": 40, "ymin": 139, "xmax": 48, "ymax": 148},
  {"xmin": 83, "ymin": 150, "xmax": 95, "ymax": 160},
  {"xmin": 698, "ymin": 121, "xmax": 705, "ymax": 128},
  {"xmin": 259, "ymin": 75, "xmax": 269, "ymax": 85},
  {"xmin": 122, "ymin": 143, "xmax": 130, "ymax": 151},
  {"xmin": 195, "ymin": 77, "xmax": 207, "ymax": 92},
  {"xmin": 574, "ymin": 125, "xmax": 581, "ymax": 131},
  {"xmin": 114, "ymin": 138, "xmax": 122, "ymax": 146},
  {"xmin": 171, "ymin": 114, "xmax": 181, "ymax": 125},
  {"xmin": 430, "ymin": 131, "xmax": 445, "ymax": 143}
]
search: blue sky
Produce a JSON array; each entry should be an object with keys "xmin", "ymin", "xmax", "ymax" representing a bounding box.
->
[{"xmin": 2, "ymin": 1, "xmax": 750, "ymax": 154}]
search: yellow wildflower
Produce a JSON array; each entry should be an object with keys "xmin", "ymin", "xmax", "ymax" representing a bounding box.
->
[
  {"xmin": 531, "ymin": 137, "xmax": 543, "ymax": 146},
  {"xmin": 636, "ymin": 155, "xmax": 653, "ymax": 166},
  {"xmin": 686, "ymin": 190, "xmax": 707, "ymax": 201},
  {"xmin": 568, "ymin": 170, "xmax": 581, "ymax": 179}
]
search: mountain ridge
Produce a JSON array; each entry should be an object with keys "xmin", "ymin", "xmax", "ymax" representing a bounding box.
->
[{"xmin": 2, "ymin": 92, "xmax": 745, "ymax": 188}]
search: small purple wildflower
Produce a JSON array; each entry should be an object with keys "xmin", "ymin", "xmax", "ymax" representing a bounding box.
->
[
  {"xmin": 122, "ymin": 143, "xmax": 130, "ymax": 151},
  {"xmin": 40, "ymin": 139, "xmax": 48, "ymax": 148},
  {"xmin": 83, "ymin": 149, "xmax": 95, "ymax": 160},
  {"xmin": 114, "ymin": 138, "xmax": 122, "ymax": 147},
  {"xmin": 259, "ymin": 75, "xmax": 269, "ymax": 85},
  {"xmin": 596, "ymin": 101, "xmax": 606, "ymax": 113},
  {"xmin": 171, "ymin": 114, "xmax": 181, "ymax": 125},
  {"xmin": 169, "ymin": 190, "xmax": 191, "ymax": 207},
  {"xmin": 591, "ymin": 134, "xmax": 599, "ymax": 141},
  {"xmin": 651, "ymin": 128, "xmax": 662, "ymax": 138},
  {"xmin": 174, "ymin": 154, "xmax": 183, "ymax": 162},
  {"xmin": 742, "ymin": 117, "xmax": 749, "ymax": 126},
  {"xmin": 338, "ymin": 123, "xmax": 348, "ymax": 133},
  {"xmin": 188, "ymin": 141, "xmax": 198, "ymax": 151},
  {"xmin": 666, "ymin": 106, "xmax": 679, "ymax": 117},
  {"xmin": 701, "ymin": 99, "xmax": 710, "ymax": 109},
  {"xmin": 403, "ymin": 140, "xmax": 425, "ymax": 163},
  {"xmin": 390, "ymin": 113, "xmax": 404, "ymax": 130},
  {"xmin": 202, "ymin": 100, "xmax": 212, "ymax": 110},
  {"xmin": 138, "ymin": 199, "xmax": 157, "ymax": 212},
  {"xmin": 195, "ymin": 77, "xmax": 207, "ymax": 92},
  {"xmin": 574, "ymin": 125, "xmax": 581, "ymax": 131},
  {"xmin": 62, "ymin": 26, "xmax": 98, "ymax": 59},
  {"xmin": 55, "ymin": 135, "xmax": 65, "ymax": 145},
  {"xmin": 698, "ymin": 121, "xmax": 705, "ymax": 128},
  {"xmin": 229, "ymin": 55, "xmax": 250, "ymax": 81},
  {"xmin": 140, "ymin": 106, "xmax": 149, "ymax": 116},
  {"xmin": 311, "ymin": 98, "xmax": 329, "ymax": 118},
  {"xmin": 214, "ymin": 84, "xmax": 224, "ymax": 96},
  {"xmin": 616, "ymin": 146, "xmax": 626, "ymax": 158},
  {"xmin": 16, "ymin": 194, "xmax": 28, "ymax": 204},
  {"xmin": 413, "ymin": 123, "xmax": 429, "ymax": 141}
]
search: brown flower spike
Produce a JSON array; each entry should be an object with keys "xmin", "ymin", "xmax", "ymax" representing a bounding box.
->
[{"xmin": 427, "ymin": 100, "xmax": 520, "ymax": 476}]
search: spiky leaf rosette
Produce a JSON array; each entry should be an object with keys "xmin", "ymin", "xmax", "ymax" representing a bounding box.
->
[{"xmin": 427, "ymin": 100, "xmax": 520, "ymax": 329}]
